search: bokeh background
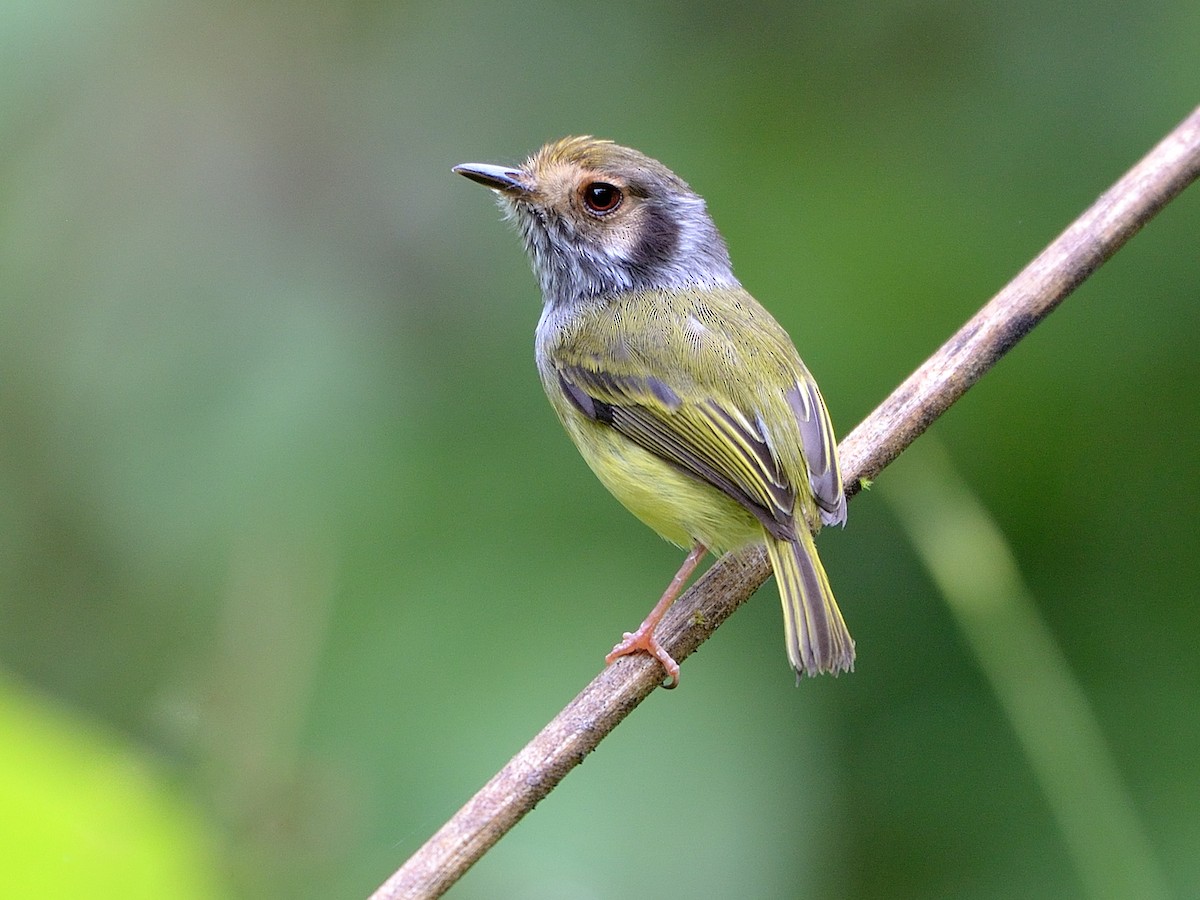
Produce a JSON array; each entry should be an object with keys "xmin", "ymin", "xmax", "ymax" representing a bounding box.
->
[{"xmin": 2, "ymin": 2, "xmax": 1198, "ymax": 897}]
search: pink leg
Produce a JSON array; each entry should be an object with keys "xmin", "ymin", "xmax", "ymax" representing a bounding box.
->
[{"xmin": 605, "ymin": 543, "xmax": 708, "ymax": 688}]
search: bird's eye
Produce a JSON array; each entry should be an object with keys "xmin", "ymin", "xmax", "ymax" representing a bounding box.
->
[{"xmin": 582, "ymin": 182, "xmax": 623, "ymax": 215}]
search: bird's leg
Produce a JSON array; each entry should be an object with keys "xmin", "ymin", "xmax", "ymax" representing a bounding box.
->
[{"xmin": 605, "ymin": 543, "xmax": 708, "ymax": 689}]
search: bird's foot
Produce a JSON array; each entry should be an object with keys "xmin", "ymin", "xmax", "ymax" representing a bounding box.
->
[{"xmin": 606, "ymin": 625, "xmax": 680, "ymax": 689}]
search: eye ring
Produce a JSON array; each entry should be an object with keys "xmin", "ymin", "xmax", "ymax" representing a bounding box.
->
[{"xmin": 582, "ymin": 181, "xmax": 623, "ymax": 216}]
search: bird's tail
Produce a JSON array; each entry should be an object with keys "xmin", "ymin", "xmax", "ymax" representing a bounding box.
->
[{"xmin": 766, "ymin": 530, "xmax": 855, "ymax": 677}]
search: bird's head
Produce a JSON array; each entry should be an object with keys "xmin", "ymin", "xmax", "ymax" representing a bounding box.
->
[{"xmin": 454, "ymin": 137, "xmax": 737, "ymax": 306}]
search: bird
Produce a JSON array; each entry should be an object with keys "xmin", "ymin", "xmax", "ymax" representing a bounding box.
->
[{"xmin": 453, "ymin": 136, "xmax": 852, "ymax": 687}]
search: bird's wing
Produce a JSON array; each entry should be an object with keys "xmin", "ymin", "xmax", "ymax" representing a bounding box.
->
[
  {"xmin": 555, "ymin": 365, "xmax": 797, "ymax": 540},
  {"xmin": 786, "ymin": 373, "xmax": 846, "ymax": 526}
]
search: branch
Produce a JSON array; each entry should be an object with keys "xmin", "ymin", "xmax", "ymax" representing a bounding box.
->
[{"xmin": 370, "ymin": 105, "xmax": 1200, "ymax": 900}]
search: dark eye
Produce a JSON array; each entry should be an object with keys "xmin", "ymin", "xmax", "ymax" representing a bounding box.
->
[{"xmin": 582, "ymin": 181, "xmax": 622, "ymax": 215}]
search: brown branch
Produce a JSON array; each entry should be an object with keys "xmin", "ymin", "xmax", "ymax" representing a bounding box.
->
[{"xmin": 370, "ymin": 105, "xmax": 1200, "ymax": 900}]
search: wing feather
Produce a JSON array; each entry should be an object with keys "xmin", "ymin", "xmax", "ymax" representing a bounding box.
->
[
  {"xmin": 786, "ymin": 377, "xmax": 846, "ymax": 526},
  {"xmin": 557, "ymin": 366, "xmax": 797, "ymax": 540}
]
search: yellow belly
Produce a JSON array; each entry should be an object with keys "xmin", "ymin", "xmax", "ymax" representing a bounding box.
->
[{"xmin": 563, "ymin": 413, "xmax": 765, "ymax": 553}]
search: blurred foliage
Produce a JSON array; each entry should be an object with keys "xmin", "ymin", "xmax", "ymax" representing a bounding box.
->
[
  {"xmin": 0, "ymin": 672, "xmax": 222, "ymax": 897},
  {"xmin": 1, "ymin": 1, "xmax": 1198, "ymax": 897}
]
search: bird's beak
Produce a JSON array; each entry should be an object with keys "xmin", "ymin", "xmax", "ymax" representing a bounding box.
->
[{"xmin": 452, "ymin": 162, "xmax": 530, "ymax": 194}]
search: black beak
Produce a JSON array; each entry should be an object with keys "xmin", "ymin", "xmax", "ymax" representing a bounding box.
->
[{"xmin": 452, "ymin": 162, "xmax": 530, "ymax": 194}]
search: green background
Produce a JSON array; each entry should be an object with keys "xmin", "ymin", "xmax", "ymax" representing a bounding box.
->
[{"xmin": 2, "ymin": 1, "xmax": 1197, "ymax": 897}]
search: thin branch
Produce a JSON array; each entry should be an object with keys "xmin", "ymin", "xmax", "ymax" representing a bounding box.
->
[
  {"xmin": 370, "ymin": 105, "xmax": 1200, "ymax": 900},
  {"xmin": 838, "ymin": 104, "xmax": 1200, "ymax": 494}
]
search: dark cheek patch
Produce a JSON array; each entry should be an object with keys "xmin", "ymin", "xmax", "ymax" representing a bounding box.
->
[{"xmin": 629, "ymin": 204, "xmax": 680, "ymax": 274}]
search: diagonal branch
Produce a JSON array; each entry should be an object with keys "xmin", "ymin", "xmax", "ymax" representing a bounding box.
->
[{"xmin": 370, "ymin": 104, "xmax": 1200, "ymax": 900}]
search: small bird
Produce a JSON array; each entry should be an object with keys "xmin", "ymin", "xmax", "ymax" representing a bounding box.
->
[{"xmin": 454, "ymin": 137, "xmax": 853, "ymax": 686}]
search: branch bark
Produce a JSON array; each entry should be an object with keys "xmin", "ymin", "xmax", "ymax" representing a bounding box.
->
[{"xmin": 370, "ymin": 104, "xmax": 1200, "ymax": 900}]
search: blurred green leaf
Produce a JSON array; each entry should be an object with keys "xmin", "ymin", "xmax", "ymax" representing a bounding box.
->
[{"xmin": 0, "ymin": 674, "xmax": 224, "ymax": 898}]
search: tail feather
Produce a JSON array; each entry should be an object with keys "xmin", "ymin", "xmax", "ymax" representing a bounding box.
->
[{"xmin": 765, "ymin": 530, "xmax": 855, "ymax": 677}]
